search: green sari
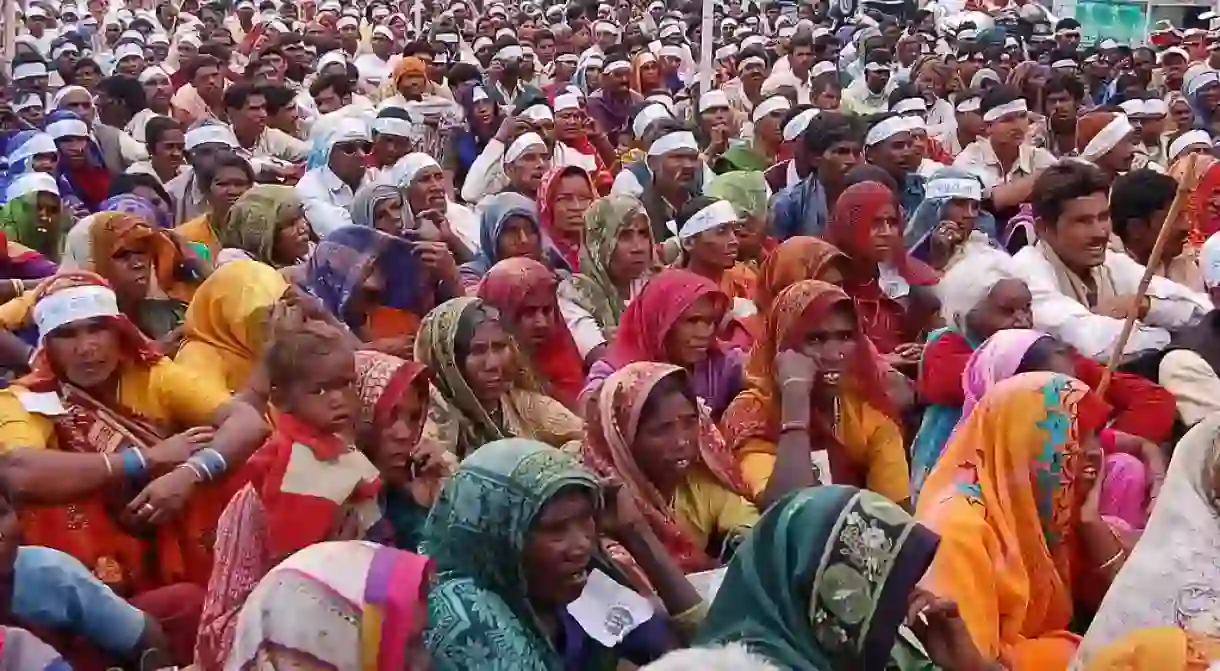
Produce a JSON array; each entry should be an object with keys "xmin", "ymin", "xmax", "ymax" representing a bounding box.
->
[
  {"xmin": 696, "ymin": 486, "xmax": 941, "ymax": 671},
  {"xmin": 0, "ymin": 193, "xmax": 69, "ymax": 260},
  {"xmin": 422, "ymin": 439, "xmax": 619, "ymax": 671}
]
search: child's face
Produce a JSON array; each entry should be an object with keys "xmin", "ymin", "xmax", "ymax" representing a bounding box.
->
[{"xmin": 282, "ymin": 347, "xmax": 358, "ymax": 435}]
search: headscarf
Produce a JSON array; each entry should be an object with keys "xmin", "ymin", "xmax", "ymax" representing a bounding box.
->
[
  {"xmin": 1184, "ymin": 155, "xmax": 1220, "ymax": 245},
  {"xmin": 0, "ymin": 190, "xmax": 69, "ymax": 260},
  {"xmin": 583, "ymin": 362, "xmax": 752, "ymax": 572},
  {"xmin": 422, "ymin": 439, "xmax": 620, "ymax": 671},
  {"xmin": 903, "ymin": 168, "xmax": 999, "ymax": 261},
  {"xmin": 1080, "ymin": 628, "xmax": 1220, "ymax": 671},
  {"xmin": 89, "ymin": 212, "xmax": 194, "ymax": 302},
  {"xmin": 935, "ymin": 247, "xmax": 1022, "ymax": 333},
  {"xmin": 604, "ymin": 268, "xmax": 727, "ymax": 370},
  {"xmin": 180, "ymin": 260, "xmax": 289, "ymax": 392},
  {"xmin": 218, "ymin": 185, "xmax": 304, "ymax": 267},
  {"xmin": 959, "ymin": 328, "xmax": 1049, "ymax": 423},
  {"xmin": 228, "ymin": 541, "xmax": 433, "ymax": 670},
  {"xmin": 0, "ymin": 131, "xmax": 76, "ymax": 212},
  {"xmin": 391, "ymin": 56, "xmax": 427, "ymax": 91},
  {"xmin": 705, "ymin": 171, "xmax": 768, "ymax": 221},
  {"xmin": 350, "ymin": 178, "xmax": 404, "ymax": 232},
  {"xmin": 459, "ymin": 192, "xmax": 567, "ymax": 286},
  {"xmin": 100, "ymin": 193, "xmax": 170, "ymax": 229},
  {"xmin": 0, "ymin": 230, "xmax": 55, "ymax": 280},
  {"xmin": 477, "ymin": 257, "xmax": 585, "ymax": 410},
  {"xmin": 753, "ymin": 236, "xmax": 848, "ymax": 317},
  {"xmin": 827, "ymin": 181, "xmax": 937, "ymax": 287},
  {"xmin": 537, "ymin": 165, "xmax": 597, "ymax": 269},
  {"xmin": 559, "ymin": 195, "xmax": 656, "ymax": 332},
  {"xmin": 697, "ymin": 487, "xmax": 939, "ymax": 670},
  {"xmin": 0, "ymin": 626, "xmax": 71, "ymax": 671},
  {"xmin": 304, "ymin": 225, "xmax": 427, "ymax": 330},
  {"xmin": 46, "ymin": 110, "xmax": 109, "ymax": 211},
  {"xmin": 916, "ymin": 373, "xmax": 1111, "ymax": 663},
  {"xmin": 1078, "ymin": 415, "xmax": 1220, "ymax": 662}
]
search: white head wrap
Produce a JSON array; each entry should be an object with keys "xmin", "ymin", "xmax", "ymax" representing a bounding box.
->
[
  {"xmin": 371, "ymin": 114, "xmax": 413, "ymax": 138},
  {"xmin": 184, "ymin": 124, "xmax": 239, "ymax": 150},
  {"xmin": 678, "ymin": 200, "xmax": 738, "ymax": 239},
  {"xmin": 33, "ymin": 285, "xmax": 121, "ymax": 343},
  {"xmin": 1168, "ymin": 130, "xmax": 1213, "ymax": 163},
  {"xmin": 633, "ymin": 103, "xmax": 673, "ymax": 138},
  {"xmin": 936, "ymin": 248, "xmax": 1022, "ymax": 328},
  {"xmin": 698, "ymin": 90, "xmax": 730, "ymax": 113},
  {"xmin": 648, "ymin": 130, "xmax": 698, "ymax": 157},
  {"xmin": 13, "ymin": 62, "xmax": 48, "ymax": 80},
  {"xmin": 554, "ymin": 94, "xmax": 581, "ymax": 113},
  {"xmin": 1202, "ymin": 232, "xmax": 1220, "ymax": 288},
  {"xmin": 317, "ymin": 50, "xmax": 348, "ymax": 73},
  {"xmin": 1080, "ymin": 114, "xmax": 1135, "ymax": 161},
  {"xmin": 390, "ymin": 152, "xmax": 441, "ymax": 186},
  {"xmin": 981, "ymin": 98, "xmax": 1028, "ymax": 123},
  {"xmin": 9, "ymin": 133, "xmax": 57, "ymax": 164},
  {"xmin": 752, "ymin": 96, "xmax": 790, "ymax": 123},
  {"xmin": 783, "ymin": 108, "xmax": 819, "ymax": 142},
  {"xmin": 504, "ymin": 132, "xmax": 546, "ymax": 163},
  {"xmin": 864, "ymin": 116, "xmax": 911, "ymax": 147},
  {"xmin": 47, "ymin": 118, "xmax": 90, "ymax": 140}
]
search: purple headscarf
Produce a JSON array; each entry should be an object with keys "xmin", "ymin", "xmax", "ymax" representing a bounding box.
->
[{"xmin": 958, "ymin": 328, "xmax": 1049, "ymax": 424}]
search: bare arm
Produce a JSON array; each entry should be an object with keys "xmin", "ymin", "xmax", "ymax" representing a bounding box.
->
[
  {"xmin": 0, "ymin": 448, "xmax": 123, "ymax": 504},
  {"xmin": 756, "ymin": 377, "xmax": 817, "ymax": 510},
  {"xmin": 988, "ymin": 173, "xmax": 1038, "ymax": 211}
]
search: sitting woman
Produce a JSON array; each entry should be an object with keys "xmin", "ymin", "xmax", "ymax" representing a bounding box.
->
[
  {"xmin": 585, "ymin": 269, "xmax": 745, "ymax": 420},
  {"xmin": 0, "ymin": 274, "xmax": 268, "ymax": 660},
  {"xmin": 904, "ymin": 168, "xmax": 999, "ymax": 271},
  {"xmin": 353, "ymin": 350, "xmax": 454, "ymax": 551},
  {"xmin": 696, "ymin": 486, "xmax": 994, "ymax": 671},
  {"xmin": 415, "ymin": 297, "xmax": 584, "ymax": 457},
  {"xmin": 195, "ymin": 308, "xmax": 383, "ymax": 669},
  {"xmin": 47, "ymin": 110, "xmax": 111, "ymax": 213},
  {"xmin": 912, "ymin": 252, "xmax": 1174, "ymax": 503},
  {"xmin": 458, "ymin": 191, "xmax": 567, "ymax": 292},
  {"xmin": 721, "ymin": 280, "xmax": 911, "ymax": 507},
  {"xmin": 306, "ymin": 225, "xmax": 458, "ymax": 357},
  {"xmin": 746, "ymin": 236, "xmax": 848, "ymax": 335},
  {"xmin": 0, "ymin": 229, "xmax": 55, "ymax": 282},
  {"xmin": 671, "ymin": 197, "xmax": 755, "ymax": 308},
  {"xmin": 557, "ymin": 194, "xmax": 657, "ymax": 366},
  {"xmin": 705, "ymin": 171, "xmax": 773, "ymax": 273},
  {"xmin": 351, "ymin": 178, "xmax": 405, "ymax": 235},
  {"xmin": 174, "ymin": 151, "xmax": 254, "ymax": 262},
  {"xmin": 825, "ymin": 180, "xmax": 939, "ymax": 359},
  {"xmin": 424, "ymin": 439, "xmax": 707, "ymax": 669},
  {"xmin": 538, "ymin": 165, "xmax": 598, "ymax": 269},
  {"xmin": 916, "ymin": 372, "xmax": 1127, "ymax": 670},
  {"xmin": 460, "ymin": 127, "xmax": 552, "ymax": 205},
  {"xmin": 226, "ymin": 541, "xmax": 433, "ymax": 669},
  {"xmin": 215, "ymin": 184, "xmax": 312, "ymax": 278},
  {"xmin": 478, "ymin": 257, "xmax": 586, "ymax": 410},
  {"xmin": 0, "ymin": 172, "xmax": 70, "ymax": 261}
]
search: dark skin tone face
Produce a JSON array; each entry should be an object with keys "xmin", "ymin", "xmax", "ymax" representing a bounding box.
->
[
  {"xmin": 859, "ymin": 200, "xmax": 900, "ymax": 266},
  {"xmin": 46, "ymin": 318, "xmax": 122, "ymax": 390},
  {"xmin": 607, "ymin": 214, "xmax": 653, "ymax": 285},
  {"xmin": 513, "ymin": 287, "xmax": 558, "ymax": 350},
  {"xmin": 797, "ymin": 302, "xmax": 857, "ymax": 388},
  {"xmin": 107, "ymin": 243, "xmax": 153, "ymax": 303},
  {"xmin": 329, "ymin": 140, "xmax": 371, "ymax": 187},
  {"xmin": 866, "ymin": 132, "xmax": 917, "ymax": 178},
  {"xmin": 277, "ymin": 347, "xmax": 358, "ymax": 435},
  {"xmin": 208, "ymin": 165, "xmax": 252, "ymax": 215},
  {"xmin": 964, "ymin": 278, "xmax": 1033, "ymax": 340},
  {"xmin": 663, "ymin": 295, "xmax": 718, "ymax": 367},
  {"xmin": 461, "ymin": 319, "xmax": 516, "ymax": 404},
  {"xmin": 815, "ymin": 140, "xmax": 863, "ymax": 185},
  {"xmin": 407, "ymin": 167, "xmax": 447, "ymax": 213},
  {"xmin": 273, "ymin": 214, "xmax": 311, "ymax": 264},
  {"xmin": 362, "ymin": 382, "xmax": 428, "ymax": 488},
  {"xmin": 523, "ymin": 488, "xmax": 596, "ymax": 609},
  {"xmin": 632, "ymin": 383, "xmax": 700, "ymax": 496},
  {"xmin": 1037, "ymin": 192, "xmax": 1111, "ymax": 274},
  {"xmin": 152, "ymin": 129, "xmax": 186, "ymax": 175},
  {"xmin": 550, "ymin": 173, "xmax": 594, "ymax": 241},
  {"xmin": 686, "ymin": 223, "xmax": 739, "ymax": 271},
  {"xmin": 1121, "ymin": 205, "xmax": 1183, "ymax": 265}
]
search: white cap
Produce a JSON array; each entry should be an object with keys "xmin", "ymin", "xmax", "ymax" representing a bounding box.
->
[
  {"xmin": 184, "ymin": 124, "xmax": 239, "ymax": 150},
  {"xmin": 1202, "ymin": 231, "xmax": 1220, "ymax": 288},
  {"xmin": 115, "ymin": 43, "xmax": 145, "ymax": 62},
  {"xmin": 7, "ymin": 172, "xmax": 59, "ymax": 201}
]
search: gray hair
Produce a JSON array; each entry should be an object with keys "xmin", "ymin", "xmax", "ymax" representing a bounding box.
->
[{"xmin": 639, "ymin": 644, "xmax": 782, "ymax": 671}]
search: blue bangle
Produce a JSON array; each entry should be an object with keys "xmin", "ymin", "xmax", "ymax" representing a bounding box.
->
[
  {"xmin": 188, "ymin": 448, "xmax": 227, "ymax": 482},
  {"xmin": 120, "ymin": 448, "xmax": 145, "ymax": 479}
]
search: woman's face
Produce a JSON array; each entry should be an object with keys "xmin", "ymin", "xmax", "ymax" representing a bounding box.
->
[
  {"xmin": 368, "ymin": 383, "xmax": 428, "ymax": 487},
  {"xmin": 496, "ymin": 215, "xmax": 542, "ymax": 261},
  {"xmin": 798, "ymin": 302, "xmax": 856, "ymax": 386},
  {"xmin": 663, "ymin": 295, "xmax": 718, "ymax": 366},
  {"xmin": 1172, "ymin": 101, "xmax": 1194, "ymax": 130},
  {"xmin": 274, "ymin": 215, "xmax": 311, "ymax": 264},
  {"xmin": 687, "ymin": 223, "xmax": 739, "ymax": 270},
  {"xmin": 551, "ymin": 173, "xmax": 594, "ymax": 239},
  {"xmin": 373, "ymin": 194, "xmax": 405, "ymax": 235},
  {"xmin": 964, "ymin": 278, "xmax": 1033, "ymax": 340},
  {"xmin": 108, "ymin": 242, "xmax": 152, "ymax": 299},
  {"xmin": 45, "ymin": 317, "xmax": 122, "ymax": 389},
  {"xmin": 631, "ymin": 384, "xmax": 699, "ymax": 492},
  {"xmin": 209, "ymin": 165, "xmax": 252, "ymax": 212},
  {"xmin": 915, "ymin": 69, "xmax": 941, "ymax": 99},
  {"xmin": 639, "ymin": 60, "xmax": 659, "ymax": 85},
  {"xmin": 462, "ymin": 318, "xmax": 516, "ymax": 403},
  {"xmin": 1201, "ymin": 83, "xmax": 1220, "ymax": 113},
  {"xmin": 35, "ymin": 192, "xmax": 60, "ymax": 230},
  {"xmin": 862, "ymin": 201, "xmax": 900, "ymax": 264},
  {"xmin": 553, "ymin": 109, "xmax": 583, "ymax": 142},
  {"xmin": 513, "ymin": 288, "xmax": 557, "ymax": 350},
  {"xmin": 523, "ymin": 488, "xmax": 596, "ymax": 609},
  {"xmin": 472, "ymin": 99, "xmax": 496, "ymax": 129},
  {"xmin": 607, "ymin": 213, "xmax": 652, "ymax": 283},
  {"xmin": 942, "ymin": 197, "xmax": 979, "ymax": 230},
  {"xmin": 31, "ymin": 152, "xmax": 57, "ymax": 173},
  {"xmin": 59, "ymin": 136, "xmax": 90, "ymax": 167}
]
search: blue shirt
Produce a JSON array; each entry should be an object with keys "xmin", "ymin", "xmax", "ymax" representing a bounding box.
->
[{"xmin": 11, "ymin": 546, "xmax": 147, "ymax": 656}]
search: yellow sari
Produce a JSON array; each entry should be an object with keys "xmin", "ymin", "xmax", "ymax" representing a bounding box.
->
[{"xmin": 1083, "ymin": 628, "xmax": 1220, "ymax": 670}]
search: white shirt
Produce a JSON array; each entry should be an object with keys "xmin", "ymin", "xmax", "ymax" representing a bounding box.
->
[
  {"xmin": 125, "ymin": 108, "xmax": 168, "ymax": 144},
  {"xmin": 1010, "ymin": 244, "xmax": 1212, "ymax": 360},
  {"xmin": 558, "ymin": 276, "xmax": 650, "ymax": 357},
  {"xmin": 609, "ymin": 163, "xmax": 718, "ymax": 199},
  {"xmin": 296, "ymin": 165, "xmax": 373, "ymax": 237},
  {"xmin": 355, "ymin": 53, "xmax": 401, "ymax": 89},
  {"xmin": 952, "ymin": 139, "xmax": 1057, "ymax": 193},
  {"xmin": 125, "ymin": 160, "xmax": 186, "ymax": 186}
]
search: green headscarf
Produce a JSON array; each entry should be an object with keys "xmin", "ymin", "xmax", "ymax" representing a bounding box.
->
[
  {"xmin": 0, "ymin": 193, "xmax": 68, "ymax": 260},
  {"xmin": 557, "ymin": 195, "xmax": 654, "ymax": 334},
  {"xmin": 217, "ymin": 185, "xmax": 302, "ymax": 267},
  {"xmin": 706, "ymin": 170, "xmax": 768, "ymax": 220},
  {"xmin": 696, "ymin": 486, "xmax": 940, "ymax": 671},
  {"xmin": 422, "ymin": 439, "xmax": 617, "ymax": 671}
]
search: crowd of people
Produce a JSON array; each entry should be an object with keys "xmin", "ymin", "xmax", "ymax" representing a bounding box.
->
[{"xmin": 0, "ymin": 0, "xmax": 1219, "ymax": 668}]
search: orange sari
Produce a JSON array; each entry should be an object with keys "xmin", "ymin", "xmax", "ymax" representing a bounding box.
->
[{"xmin": 1083, "ymin": 628, "xmax": 1220, "ymax": 670}]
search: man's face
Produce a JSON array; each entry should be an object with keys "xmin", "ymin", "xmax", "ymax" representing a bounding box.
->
[
  {"xmin": 1038, "ymin": 191, "xmax": 1111, "ymax": 270},
  {"xmin": 340, "ymin": 23, "xmax": 359, "ymax": 42},
  {"xmin": 373, "ymin": 132, "xmax": 410, "ymax": 166},
  {"xmin": 865, "ymin": 68, "xmax": 890, "ymax": 93},
  {"xmin": 1163, "ymin": 55, "xmax": 1187, "ymax": 83},
  {"xmin": 151, "ymin": 43, "xmax": 170, "ymax": 61},
  {"xmin": 57, "ymin": 52, "xmax": 79, "ymax": 71},
  {"xmin": 372, "ymin": 33, "xmax": 391, "ymax": 58},
  {"xmin": 316, "ymin": 85, "xmax": 349, "ymax": 113},
  {"xmin": 105, "ymin": 24, "xmax": 120, "ymax": 43},
  {"xmin": 232, "ymin": 93, "xmax": 267, "ymax": 132},
  {"xmin": 536, "ymin": 37, "xmax": 555, "ymax": 62},
  {"xmin": 116, "ymin": 55, "xmax": 144, "ymax": 76},
  {"xmin": 791, "ymin": 44, "xmax": 813, "ymax": 75},
  {"xmin": 142, "ymin": 73, "xmax": 173, "ymax": 107},
  {"xmin": 869, "ymin": 131, "xmax": 916, "ymax": 175},
  {"xmin": 988, "ymin": 111, "xmax": 1030, "ymax": 146},
  {"xmin": 1057, "ymin": 29, "xmax": 1081, "ymax": 53},
  {"xmin": 1045, "ymin": 90, "xmax": 1077, "ymax": 125},
  {"xmin": 194, "ymin": 65, "xmax": 222, "ymax": 97},
  {"xmin": 238, "ymin": 5, "xmax": 254, "ymax": 22},
  {"xmin": 178, "ymin": 42, "xmax": 198, "ymax": 62}
]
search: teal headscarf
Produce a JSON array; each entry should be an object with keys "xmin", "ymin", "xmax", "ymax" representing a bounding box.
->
[
  {"xmin": 422, "ymin": 439, "xmax": 619, "ymax": 671},
  {"xmin": 696, "ymin": 486, "xmax": 940, "ymax": 671}
]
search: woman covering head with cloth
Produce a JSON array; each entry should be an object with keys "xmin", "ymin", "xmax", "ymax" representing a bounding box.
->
[
  {"xmin": 391, "ymin": 151, "xmax": 480, "ymax": 259},
  {"xmin": 0, "ymin": 172, "xmax": 67, "ymax": 262},
  {"xmin": 705, "ymin": 170, "xmax": 772, "ymax": 273},
  {"xmin": 414, "ymin": 297, "xmax": 584, "ymax": 457},
  {"xmin": 0, "ymin": 130, "xmax": 83, "ymax": 217},
  {"xmin": 915, "ymin": 373, "xmax": 1127, "ymax": 670},
  {"xmin": 585, "ymin": 269, "xmax": 746, "ymax": 420},
  {"xmin": 350, "ymin": 178, "xmax": 405, "ymax": 236},
  {"xmin": 46, "ymin": 110, "xmax": 111, "ymax": 213},
  {"xmin": 459, "ymin": 191, "xmax": 568, "ymax": 292},
  {"xmin": 752, "ymin": 237, "xmax": 849, "ymax": 316},
  {"xmin": 904, "ymin": 168, "xmax": 1000, "ymax": 271},
  {"xmin": 478, "ymin": 257, "xmax": 586, "ymax": 411},
  {"xmin": 448, "ymin": 83, "xmax": 506, "ymax": 192},
  {"xmin": 537, "ymin": 164, "xmax": 598, "ymax": 269},
  {"xmin": 721, "ymin": 280, "xmax": 910, "ymax": 506},
  {"xmin": 696, "ymin": 486, "xmax": 998, "ymax": 671},
  {"xmin": 424, "ymin": 439, "xmax": 707, "ymax": 670},
  {"xmin": 227, "ymin": 541, "xmax": 434, "ymax": 670},
  {"xmin": 215, "ymin": 184, "xmax": 311, "ymax": 275}
]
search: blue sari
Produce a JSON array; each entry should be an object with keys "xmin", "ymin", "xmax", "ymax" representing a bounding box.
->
[{"xmin": 908, "ymin": 326, "xmax": 975, "ymax": 503}]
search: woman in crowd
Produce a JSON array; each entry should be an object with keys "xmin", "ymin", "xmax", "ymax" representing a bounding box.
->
[
  {"xmin": 632, "ymin": 51, "xmax": 664, "ymax": 95},
  {"xmin": 721, "ymin": 280, "xmax": 910, "ymax": 506},
  {"xmin": 672, "ymin": 197, "xmax": 757, "ymax": 327},
  {"xmin": 47, "ymin": 110, "xmax": 111, "ymax": 213},
  {"xmin": 478, "ymin": 257, "xmax": 586, "ymax": 411},
  {"xmin": 538, "ymin": 164, "xmax": 598, "ymax": 270},
  {"xmin": 557, "ymin": 194, "xmax": 657, "ymax": 366},
  {"xmin": 753, "ymin": 236, "xmax": 849, "ymax": 314},
  {"xmin": 911, "ymin": 253, "xmax": 1174, "ymax": 503},
  {"xmin": 459, "ymin": 191, "xmax": 566, "ymax": 292},
  {"xmin": 59, "ymin": 194, "xmax": 170, "ymax": 269},
  {"xmin": 0, "ymin": 229, "xmax": 55, "ymax": 281},
  {"xmin": 175, "ymin": 152, "xmax": 255, "ymax": 261},
  {"xmin": 215, "ymin": 184, "xmax": 311, "ymax": 275},
  {"xmin": 354, "ymin": 350, "xmax": 453, "ymax": 552},
  {"xmin": 414, "ymin": 297, "xmax": 584, "ymax": 457},
  {"xmin": 916, "ymin": 373, "xmax": 1125, "ymax": 670},
  {"xmin": 825, "ymin": 180, "xmax": 938, "ymax": 358},
  {"xmin": 423, "ymin": 438, "xmax": 706, "ymax": 669},
  {"xmin": 706, "ymin": 171, "xmax": 772, "ymax": 273},
  {"xmin": 903, "ymin": 168, "xmax": 999, "ymax": 271},
  {"xmin": 0, "ymin": 172, "xmax": 69, "ymax": 261},
  {"xmin": 696, "ymin": 486, "xmax": 993, "ymax": 671},
  {"xmin": 447, "ymin": 83, "xmax": 504, "ymax": 191},
  {"xmin": 585, "ymin": 269, "xmax": 745, "ymax": 420},
  {"xmin": 351, "ymin": 178, "xmax": 406, "ymax": 235},
  {"xmin": 226, "ymin": 541, "xmax": 433, "ymax": 669}
]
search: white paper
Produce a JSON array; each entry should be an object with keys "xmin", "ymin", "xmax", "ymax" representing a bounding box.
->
[
  {"xmin": 566, "ymin": 569, "xmax": 654, "ymax": 647},
  {"xmin": 15, "ymin": 390, "xmax": 67, "ymax": 416},
  {"xmin": 812, "ymin": 449, "xmax": 833, "ymax": 485},
  {"xmin": 686, "ymin": 566, "xmax": 728, "ymax": 602}
]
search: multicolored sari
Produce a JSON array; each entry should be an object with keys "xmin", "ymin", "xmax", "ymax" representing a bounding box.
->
[{"xmin": 695, "ymin": 486, "xmax": 940, "ymax": 671}]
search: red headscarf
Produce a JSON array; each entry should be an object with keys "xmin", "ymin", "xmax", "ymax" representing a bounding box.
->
[
  {"xmin": 537, "ymin": 165, "xmax": 598, "ymax": 270},
  {"xmin": 826, "ymin": 181, "xmax": 937, "ymax": 287},
  {"xmin": 605, "ymin": 269, "xmax": 728, "ymax": 370},
  {"xmin": 477, "ymin": 257, "xmax": 586, "ymax": 410}
]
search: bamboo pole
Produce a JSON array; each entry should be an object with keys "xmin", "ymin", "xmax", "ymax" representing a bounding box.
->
[{"xmin": 1096, "ymin": 152, "xmax": 1205, "ymax": 395}]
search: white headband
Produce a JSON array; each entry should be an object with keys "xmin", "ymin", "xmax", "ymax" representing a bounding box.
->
[
  {"xmin": 1169, "ymin": 129, "xmax": 1213, "ymax": 162},
  {"xmin": 891, "ymin": 98, "xmax": 927, "ymax": 115},
  {"xmin": 810, "ymin": 61, "xmax": 837, "ymax": 79},
  {"xmin": 603, "ymin": 60, "xmax": 631, "ymax": 74},
  {"xmin": 738, "ymin": 55, "xmax": 766, "ymax": 71},
  {"xmin": 521, "ymin": 105, "xmax": 554, "ymax": 122},
  {"xmin": 752, "ymin": 96, "xmax": 790, "ymax": 123},
  {"xmin": 648, "ymin": 130, "xmax": 698, "ymax": 156},
  {"xmin": 184, "ymin": 124, "xmax": 239, "ymax": 150},
  {"xmin": 698, "ymin": 90, "xmax": 729, "ymax": 113},
  {"xmin": 13, "ymin": 62, "xmax": 47, "ymax": 80},
  {"xmin": 372, "ymin": 116, "xmax": 413, "ymax": 137},
  {"xmin": 1081, "ymin": 115, "xmax": 1134, "ymax": 161},
  {"xmin": 34, "ymin": 285, "xmax": 120, "ymax": 343},
  {"xmin": 955, "ymin": 96, "xmax": 981, "ymax": 113},
  {"xmin": 553, "ymin": 94, "xmax": 581, "ymax": 113},
  {"xmin": 472, "ymin": 86, "xmax": 490, "ymax": 103},
  {"xmin": 505, "ymin": 132, "xmax": 546, "ymax": 163},
  {"xmin": 926, "ymin": 177, "xmax": 982, "ymax": 201},
  {"xmin": 864, "ymin": 116, "xmax": 910, "ymax": 147},
  {"xmin": 678, "ymin": 200, "xmax": 738, "ymax": 239},
  {"xmin": 13, "ymin": 93, "xmax": 43, "ymax": 112},
  {"xmin": 9, "ymin": 132, "xmax": 56, "ymax": 164},
  {"xmin": 741, "ymin": 35, "xmax": 766, "ymax": 50},
  {"xmin": 115, "ymin": 43, "xmax": 145, "ymax": 61},
  {"xmin": 336, "ymin": 16, "xmax": 358, "ymax": 28},
  {"xmin": 1187, "ymin": 71, "xmax": 1220, "ymax": 97},
  {"xmin": 1051, "ymin": 59, "xmax": 1078, "ymax": 70},
  {"xmin": 982, "ymin": 98, "xmax": 1028, "ymax": 123},
  {"xmin": 782, "ymin": 108, "xmax": 818, "ymax": 142},
  {"xmin": 372, "ymin": 26, "xmax": 394, "ymax": 40},
  {"xmin": 6, "ymin": 171, "xmax": 59, "ymax": 201},
  {"xmin": 633, "ymin": 103, "xmax": 672, "ymax": 138},
  {"xmin": 1144, "ymin": 99, "xmax": 1168, "ymax": 116},
  {"xmin": 390, "ymin": 152, "xmax": 440, "ymax": 185},
  {"xmin": 496, "ymin": 45, "xmax": 524, "ymax": 62},
  {"xmin": 138, "ymin": 66, "xmax": 170, "ymax": 83},
  {"xmin": 47, "ymin": 118, "xmax": 90, "ymax": 140}
]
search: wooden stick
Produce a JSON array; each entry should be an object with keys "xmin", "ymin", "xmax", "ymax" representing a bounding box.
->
[{"xmin": 1097, "ymin": 153, "xmax": 1204, "ymax": 396}]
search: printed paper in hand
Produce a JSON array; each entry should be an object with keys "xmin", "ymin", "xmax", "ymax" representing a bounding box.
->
[
  {"xmin": 686, "ymin": 566, "xmax": 728, "ymax": 602},
  {"xmin": 566, "ymin": 569, "xmax": 654, "ymax": 647}
]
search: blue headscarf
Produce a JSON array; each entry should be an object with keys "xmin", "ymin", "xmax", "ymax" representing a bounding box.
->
[
  {"xmin": 1187, "ymin": 70, "xmax": 1220, "ymax": 134},
  {"xmin": 457, "ymin": 191, "xmax": 569, "ymax": 288},
  {"xmin": 0, "ymin": 130, "xmax": 80, "ymax": 211},
  {"xmin": 903, "ymin": 168, "xmax": 1000, "ymax": 261},
  {"xmin": 303, "ymin": 225, "xmax": 430, "ymax": 329},
  {"xmin": 100, "ymin": 194, "xmax": 171, "ymax": 229}
]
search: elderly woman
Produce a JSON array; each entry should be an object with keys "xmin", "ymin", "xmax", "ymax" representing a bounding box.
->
[
  {"xmin": 537, "ymin": 165, "xmax": 598, "ymax": 269},
  {"xmin": 351, "ymin": 178, "xmax": 406, "ymax": 235},
  {"xmin": 458, "ymin": 191, "xmax": 567, "ymax": 292},
  {"xmin": 215, "ymin": 184, "xmax": 311, "ymax": 275},
  {"xmin": 558, "ymin": 195, "xmax": 657, "ymax": 366},
  {"xmin": 0, "ymin": 172, "xmax": 69, "ymax": 260},
  {"xmin": 903, "ymin": 168, "xmax": 999, "ymax": 271},
  {"xmin": 460, "ymin": 124, "xmax": 553, "ymax": 205},
  {"xmin": 424, "ymin": 439, "xmax": 705, "ymax": 669}
]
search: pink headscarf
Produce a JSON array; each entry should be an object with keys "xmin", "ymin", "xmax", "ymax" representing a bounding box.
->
[{"xmin": 959, "ymin": 328, "xmax": 1049, "ymax": 423}]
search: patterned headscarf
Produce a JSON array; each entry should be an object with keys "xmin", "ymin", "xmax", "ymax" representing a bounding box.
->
[
  {"xmin": 99, "ymin": 194, "xmax": 170, "ymax": 229},
  {"xmin": 89, "ymin": 212, "xmax": 193, "ymax": 302},
  {"xmin": 560, "ymin": 194, "xmax": 656, "ymax": 332},
  {"xmin": 705, "ymin": 171, "xmax": 768, "ymax": 220},
  {"xmin": 304, "ymin": 225, "xmax": 426, "ymax": 330},
  {"xmin": 959, "ymin": 329, "xmax": 1049, "ymax": 424},
  {"xmin": 218, "ymin": 185, "xmax": 304, "ymax": 267},
  {"xmin": 753, "ymin": 236, "xmax": 848, "ymax": 317}
]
